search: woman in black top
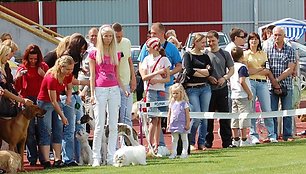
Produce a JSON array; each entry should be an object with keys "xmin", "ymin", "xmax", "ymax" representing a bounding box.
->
[
  {"xmin": 44, "ymin": 36, "xmax": 71, "ymax": 68},
  {"xmin": 183, "ymin": 33, "xmax": 213, "ymax": 151},
  {"xmin": 60, "ymin": 33, "xmax": 89, "ymax": 167}
]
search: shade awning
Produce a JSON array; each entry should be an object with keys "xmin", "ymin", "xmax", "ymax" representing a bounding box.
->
[{"xmin": 258, "ymin": 18, "xmax": 306, "ymax": 41}]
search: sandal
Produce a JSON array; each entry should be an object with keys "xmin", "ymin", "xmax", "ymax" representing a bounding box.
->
[{"xmin": 152, "ymin": 144, "xmax": 159, "ymax": 154}]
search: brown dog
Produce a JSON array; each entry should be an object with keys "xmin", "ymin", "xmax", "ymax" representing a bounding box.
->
[
  {"xmin": 0, "ymin": 150, "xmax": 21, "ymax": 173},
  {"xmin": 0, "ymin": 105, "xmax": 46, "ymax": 171}
]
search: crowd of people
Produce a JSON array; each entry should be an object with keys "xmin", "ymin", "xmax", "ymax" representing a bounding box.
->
[
  {"xmin": 0, "ymin": 21, "xmax": 299, "ymax": 169},
  {"xmin": 137, "ymin": 23, "xmax": 297, "ymax": 155}
]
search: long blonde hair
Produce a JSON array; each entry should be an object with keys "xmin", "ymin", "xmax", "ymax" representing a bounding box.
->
[
  {"xmin": 168, "ymin": 83, "xmax": 189, "ymax": 102},
  {"xmin": 0, "ymin": 44, "xmax": 11, "ymax": 73},
  {"xmin": 47, "ymin": 55, "xmax": 74, "ymax": 83},
  {"xmin": 56, "ymin": 36, "xmax": 71, "ymax": 58},
  {"xmin": 95, "ymin": 25, "xmax": 118, "ymax": 65}
]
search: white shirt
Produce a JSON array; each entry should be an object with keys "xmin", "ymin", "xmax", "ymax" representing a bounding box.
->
[{"xmin": 141, "ymin": 55, "xmax": 171, "ymax": 91}]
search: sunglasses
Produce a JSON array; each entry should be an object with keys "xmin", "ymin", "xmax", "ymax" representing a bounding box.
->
[{"xmin": 237, "ymin": 35, "xmax": 246, "ymax": 39}]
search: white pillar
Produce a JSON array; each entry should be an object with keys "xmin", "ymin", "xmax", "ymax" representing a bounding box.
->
[
  {"xmin": 254, "ymin": 0, "xmax": 258, "ymax": 32},
  {"xmin": 38, "ymin": 1, "xmax": 43, "ymax": 26},
  {"xmin": 148, "ymin": 0, "xmax": 152, "ymax": 30}
]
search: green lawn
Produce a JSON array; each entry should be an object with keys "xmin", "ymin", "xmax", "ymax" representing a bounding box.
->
[{"xmin": 28, "ymin": 139, "xmax": 306, "ymax": 174}]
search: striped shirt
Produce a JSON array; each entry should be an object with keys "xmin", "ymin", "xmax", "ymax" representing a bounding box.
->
[{"xmin": 264, "ymin": 43, "xmax": 295, "ymax": 90}]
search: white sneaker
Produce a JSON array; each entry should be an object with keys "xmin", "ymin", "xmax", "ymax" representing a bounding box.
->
[
  {"xmin": 240, "ymin": 140, "xmax": 251, "ymax": 147},
  {"xmin": 232, "ymin": 140, "xmax": 240, "ymax": 147},
  {"xmin": 190, "ymin": 145, "xmax": 196, "ymax": 151},
  {"xmin": 180, "ymin": 154, "xmax": 188, "ymax": 159},
  {"xmin": 269, "ymin": 138, "xmax": 278, "ymax": 143},
  {"xmin": 92, "ymin": 159, "xmax": 101, "ymax": 167},
  {"xmin": 251, "ymin": 137, "xmax": 260, "ymax": 145},
  {"xmin": 169, "ymin": 154, "xmax": 177, "ymax": 159}
]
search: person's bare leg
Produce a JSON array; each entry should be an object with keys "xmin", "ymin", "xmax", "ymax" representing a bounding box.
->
[
  {"xmin": 40, "ymin": 145, "xmax": 50, "ymax": 162},
  {"xmin": 155, "ymin": 118, "xmax": 161, "ymax": 147},
  {"xmin": 241, "ymin": 128, "xmax": 247, "ymax": 139},
  {"xmin": 232, "ymin": 128, "xmax": 239, "ymax": 138},
  {"xmin": 149, "ymin": 118, "xmax": 157, "ymax": 146},
  {"xmin": 52, "ymin": 143, "xmax": 62, "ymax": 161}
]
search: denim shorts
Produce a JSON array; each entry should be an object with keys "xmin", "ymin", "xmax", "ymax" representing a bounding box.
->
[
  {"xmin": 37, "ymin": 100, "xmax": 63, "ymax": 145},
  {"xmin": 146, "ymin": 89, "xmax": 167, "ymax": 117}
]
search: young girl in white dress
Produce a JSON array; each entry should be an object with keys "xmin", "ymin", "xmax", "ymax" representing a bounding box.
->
[{"xmin": 167, "ymin": 83, "xmax": 190, "ymax": 159}]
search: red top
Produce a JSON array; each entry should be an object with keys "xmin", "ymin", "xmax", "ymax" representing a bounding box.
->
[
  {"xmin": 37, "ymin": 73, "xmax": 73, "ymax": 102},
  {"xmin": 15, "ymin": 62, "xmax": 49, "ymax": 98}
]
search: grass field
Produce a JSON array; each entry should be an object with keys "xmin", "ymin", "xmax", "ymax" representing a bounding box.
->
[{"xmin": 27, "ymin": 139, "xmax": 306, "ymax": 174}]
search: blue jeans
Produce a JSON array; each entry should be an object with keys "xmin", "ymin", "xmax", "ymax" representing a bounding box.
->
[
  {"xmin": 61, "ymin": 94, "xmax": 84, "ymax": 164},
  {"xmin": 186, "ymin": 85, "xmax": 211, "ymax": 146},
  {"xmin": 159, "ymin": 86, "xmax": 170, "ymax": 147},
  {"xmin": 25, "ymin": 97, "xmax": 40, "ymax": 164},
  {"xmin": 147, "ymin": 90, "xmax": 166, "ymax": 147},
  {"xmin": 119, "ymin": 85, "xmax": 133, "ymax": 126},
  {"xmin": 37, "ymin": 100, "xmax": 63, "ymax": 145},
  {"xmin": 270, "ymin": 89, "xmax": 293, "ymax": 140},
  {"xmin": 74, "ymin": 95, "xmax": 84, "ymax": 163},
  {"xmin": 26, "ymin": 118, "xmax": 38, "ymax": 164},
  {"xmin": 249, "ymin": 80, "xmax": 276, "ymax": 140}
]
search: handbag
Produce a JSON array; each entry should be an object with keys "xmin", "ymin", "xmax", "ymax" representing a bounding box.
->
[
  {"xmin": 0, "ymin": 71, "xmax": 21, "ymax": 117},
  {"xmin": 175, "ymin": 69, "xmax": 189, "ymax": 85},
  {"xmin": 273, "ymin": 85, "xmax": 288, "ymax": 97},
  {"xmin": 175, "ymin": 51, "xmax": 192, "ymax": 86},
  {"xmin": 0, "ymin": 96, "xmax": 21, "ymax": 117}
]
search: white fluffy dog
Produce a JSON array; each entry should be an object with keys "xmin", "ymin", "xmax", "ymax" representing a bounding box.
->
[
  {"xmin": 75, "ymin": 129, "xmax": 93, "ymax": 165},
  {"xmin": 113, "ymin": 145, "xmax": 147, "ymax": 167}
]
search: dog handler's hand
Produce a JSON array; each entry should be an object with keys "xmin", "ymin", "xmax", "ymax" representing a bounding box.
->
[
  {"xmin": 24, "ymin": 98, "xmax": 34, "ymax": 106},
  {"xmin": 90, "ymin": 96, "xmax": 95, "ymax": 105},
  {"xmin": 61, "ymin": 116, "xmax": 69, "ymax": 125},
  {"xmin": 65, "ymin": 97, "xmax": 71, "ymax": 105}
]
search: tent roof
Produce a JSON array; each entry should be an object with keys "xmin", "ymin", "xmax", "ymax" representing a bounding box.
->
[{"xmin": 258, "ymin": 18, "xmax": 306, "ymax": 41}]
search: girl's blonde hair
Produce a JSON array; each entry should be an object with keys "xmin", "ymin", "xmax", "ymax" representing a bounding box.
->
[
  {"xmin": 56, "ymin": 36, "xmax": 71, "ymax": 58},
  {"xmin": 191, "ymin": 33, "xmax": 205, "ymax": 49},
  {"xmin": 0, "ymin": 44, "xmax": 11, "ymax": 71},
  {"xmin": 47, "ymin": 55, "xmax": 74, "ymax": 83},
  {"xmin": 2, "ymin": 39, "xmax": 18, "ymax": 52},
  {"xmin": 169, "ymin": 83, "xmax": 189, "ymax": 102},
  {"xmin": 95, "ymin": 25, "xmax": 118, "ymax": 65}
]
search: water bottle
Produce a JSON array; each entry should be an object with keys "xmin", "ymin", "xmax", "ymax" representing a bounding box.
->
[{"xmin": 265, "ymin": 61, "xmax": 270, "ymax": 69}]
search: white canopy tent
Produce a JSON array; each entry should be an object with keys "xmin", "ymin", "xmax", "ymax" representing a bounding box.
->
[{"xmin": 258, "ymin": 18, "xmax": 306, "ymax": 41}]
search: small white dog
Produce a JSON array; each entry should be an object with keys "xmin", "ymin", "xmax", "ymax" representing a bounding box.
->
[
  {"xmin": 113, "ymin": 145, "xmax": 147, "ymax": 167},
  {"xmin": 75, "ymin": 129, "xmax": 93, "ymax": 165}
]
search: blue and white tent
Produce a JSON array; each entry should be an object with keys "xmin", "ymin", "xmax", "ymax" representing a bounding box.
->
[{"xmin": 258, "ymin": 18, "xmax": 306, "ymax": 41}]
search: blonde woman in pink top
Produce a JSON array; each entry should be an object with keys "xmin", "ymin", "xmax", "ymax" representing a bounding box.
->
[{"xmin": 89, "ymin": 25, "xmax": 127, "ymax": 167}]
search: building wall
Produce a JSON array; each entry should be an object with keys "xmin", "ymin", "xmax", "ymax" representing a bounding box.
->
[
  {"xmin": 222, "ymin": 0, "xmax": 304, "ymax": 37},
  {"xmin": 56, "ymin": 0, "xmax": 140, "ymax": 45},
  {"xmin": 139, "ymin": 0, "xmax": 222, "ymax": 45},
  {"xmin": 2, "ymin": 0, "xmax": 306, "ymax": 46},
  {"xmin": 3, "ymin": 2, "xmax": 39, "ymax": 22},
  {"xmin": 0, "ymin": 18, "xmax": 57, "ymax": 60}
]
